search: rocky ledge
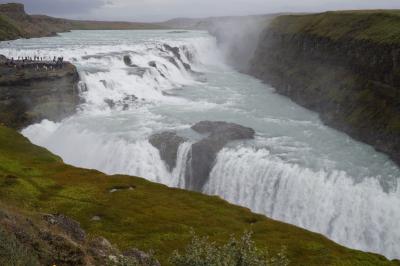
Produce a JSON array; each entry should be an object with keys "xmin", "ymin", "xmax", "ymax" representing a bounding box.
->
[
  {"xmin": 0, "ymin": 56, "xmax": 81, "ymax": 129},
  {"xmin": 150, "ymin": 121, "xmax": 255, "ymax": 191},
  {"xmin": 0, "ymin": 207, "xmax": 159, "ymax": 266}
]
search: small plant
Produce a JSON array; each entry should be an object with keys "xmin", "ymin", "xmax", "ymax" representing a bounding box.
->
[
  {"xmin": 0, "ymin": 227, "xmax": 39, "ymax": 266},
  {"xmin": 170, "ymin": 231, "xmax": 289, "ymax": 266}
]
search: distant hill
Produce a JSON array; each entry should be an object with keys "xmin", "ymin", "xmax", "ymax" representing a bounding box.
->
[
  {"xmin": 161, "ymin": 14, "xmax": 275, "ymax": 30},
  {"xmin": 0, "ymin": 3, "xmax": 166, "ymax": 41}
]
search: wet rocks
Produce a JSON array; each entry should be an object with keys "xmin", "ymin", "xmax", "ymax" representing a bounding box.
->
[
  {"xmin": 149, "ymin": 131, "xmax": 187, "ymax": 171},
  {"xmin": 165, "ymin": 56, "xmax": 180, "ymax": 69},
  {"xmin": 126, "ymin": 67, "xmax": 148, "ymax": 77},
  {"xmin": 163, "ymin": 44, "xmax": 192, "ymax": 71},
  {"xmin": 123, "ymin": 55, "xmax": 138, "ymax": 67},
  {"xmin": 163, "ymin": 44, "xmax": 181, "ymax": 61},
  {"xmin": 104, "ymin": 98, "xmax": 116, "ymax": 109},
  {"xmin": 148, "ymin": 61, "xmax": 157, "ymax": 68},
  {"xmin": 187, "ymin": 121, "xmax": 255, "ymax": 191}
]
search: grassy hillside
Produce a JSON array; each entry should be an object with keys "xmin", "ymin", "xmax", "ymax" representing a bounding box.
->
[
  {"xmin": 0, "ymin": 125, "xmax": 398, "ymax": 265},
  {"xmin": 69, "ymin": 20, "xmax": 166, "ymax": 30},
  {"xmin": 0, "ymin": 3, "xmax": 166, "ymax": 41},
  {"xmin": 271, "ymin": 10, "xmax": 400, "ymax": 44},
  {"xmin": 0, "ymin": 14, "xmax": 22, "ymax": 40}
]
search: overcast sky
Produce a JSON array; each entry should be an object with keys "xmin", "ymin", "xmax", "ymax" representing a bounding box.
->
[{"xmin": 3, "ymin": 0, "xmax": 400, "ymax": 22}]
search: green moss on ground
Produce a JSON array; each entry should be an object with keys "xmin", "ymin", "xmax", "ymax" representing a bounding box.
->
[
  {"xmin": 271, "ymin": 10, "xmax": 400, "ymax": 44},
  {"xmin": 0, "ymin": 125, "xmax": 398, "ymax": 265}
]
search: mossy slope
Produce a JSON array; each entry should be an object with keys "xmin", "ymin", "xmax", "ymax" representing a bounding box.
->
[
  {"xmin": 0, "ymin": 125, "xmax": 397, "ymax": 265},
  {"xmin": 271, "ymin": 10, "xmax": 400, "ymax": 44}
]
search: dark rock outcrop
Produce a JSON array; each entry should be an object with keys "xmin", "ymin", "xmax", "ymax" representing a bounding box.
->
[
  {"xmin": 187, "ymin": 121, "xmax": 255, "ymax": 191},
  {"xmin": 0, "ymin": 60, "xmax": 81, "ymax": 129},
  {"xmin": 249, "ymin": 13, "xmax": 400, "ymax": 165},
  {"xmin": 149, "ymin": 131, "xmax": 187, "ymax": 171},
  {"xmin": 0, "ymin": 55, "xmax": 7, "ymax": 64},
  {"xmin": 43, "ymin": 214, "xmax": 86, "ymax": 243},
  {"xmin": 123, "ymin": 55, "xmax": 139, "ymax": 67},
  {"xmin": 149, "ymin": 121, "xmax": 255, "ymax": 191},
  {"xmin": 163, "ymin": 44, "xmax": 192, "ymax": 71},
  {"xmin": 0, "ymin": 207, "xmax": 159, "ymax": 266}
]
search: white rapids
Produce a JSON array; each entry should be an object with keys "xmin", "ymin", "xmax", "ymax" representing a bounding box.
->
[{"xmin": 1, "ymin": 29, "xmax": 399, "ymax": 259}]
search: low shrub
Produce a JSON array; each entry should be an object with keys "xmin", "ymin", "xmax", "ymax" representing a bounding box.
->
[{"xmin": 170, "ymin": 231, "xmax": 289, "ymax": 266}]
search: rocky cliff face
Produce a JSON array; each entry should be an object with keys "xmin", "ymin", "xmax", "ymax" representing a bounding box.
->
[
  {"xmin": 0, "ymin": 62, "xmax": 81, "ymax": 129},
  {"xmin": 249, "ymin": 11, "xmax": 400, "ymax": 165},
  {"xmin": 0, "ymin": 207, "xmax": 159, "ymax": 266}
]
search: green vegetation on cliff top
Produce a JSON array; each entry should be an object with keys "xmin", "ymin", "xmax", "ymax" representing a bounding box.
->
[
  {"xmin": 0, "ymin": 3, "xmax": 166, "ymax": 41},
  {"xmin": 271, "ymin": 10, "xmax": 400, "ymax": 44},
  {"xmin": 0, "ymin": 14, "xmax": 22, "ymax": 40},
  {"xmin": 0, "ymin": 125, "xmax": 398, "ymax": 265}
]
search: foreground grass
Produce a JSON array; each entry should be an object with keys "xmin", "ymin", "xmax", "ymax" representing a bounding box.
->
[
  {"xmin": 271, "ymin": 10, "xmax": 400, "ymax": 44},
  {"xmin": 0, "ymin": 125, "xmax": 397, "ymax": 265}
]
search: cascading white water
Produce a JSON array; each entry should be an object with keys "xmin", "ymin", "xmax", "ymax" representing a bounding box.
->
[
  {"xmin": 2, "ymin": 30, "xmax": 400, "ymax": 259},
  {"xmin": 204, "ymin": 145, "xmax": 400, "ymax": 258}
]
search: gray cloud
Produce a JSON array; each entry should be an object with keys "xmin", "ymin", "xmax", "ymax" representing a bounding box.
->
[
  {"xmin": 0, "ymin": 0, "xmax": 107, "ymax": 16},
  {"xmin": 1, "ymin": 0, "xmax": 400, "ymax": 21}
]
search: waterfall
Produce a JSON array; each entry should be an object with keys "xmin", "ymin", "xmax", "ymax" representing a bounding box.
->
[
  {"xmin": 9, "ymin": 30, "xmax": 400, "ymax": 260},
  {"xmin": 204, "ymin": 145, "xmax": 400, "ymax": 259},
  {"xmin": 171, "ymin": 142, "xmax": 193, "ymax": 188}
]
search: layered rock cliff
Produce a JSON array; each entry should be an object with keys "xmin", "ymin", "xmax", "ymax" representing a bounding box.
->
[
  {"xmin": 249, "ymin": 11, "xmax": 400, "ymax": 164},
  {"xmin": 0, "ymin": 61, "xmax": 81, "ymax": 129}
]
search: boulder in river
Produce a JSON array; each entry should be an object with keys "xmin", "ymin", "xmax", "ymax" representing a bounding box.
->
[
  {"xmin": 149, "ymin": 121, "xmax": 255, "ymax": 191},
  {"xmin": 149, "ymin": 131, "xmax": 187, "ymax": 171},
  {"xmin": 187, "ymin": 121, "xmax": 255, "ymax": 191},
  {"xmin": 123, "ymin": 55, "xmax": 138, "ymax": 67}
]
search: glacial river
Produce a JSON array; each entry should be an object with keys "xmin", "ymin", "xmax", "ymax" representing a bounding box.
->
[{"xmin": 1, "ymin": 30, "xmax": 399, "ymax": 259}]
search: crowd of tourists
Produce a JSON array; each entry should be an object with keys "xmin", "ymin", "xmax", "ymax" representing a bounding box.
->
[{"xmin": 4, "ymin": 56, "xmax": 65, "ymax": 70}]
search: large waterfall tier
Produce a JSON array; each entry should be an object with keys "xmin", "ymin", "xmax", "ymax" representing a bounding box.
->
[{"xmin": 1, "ymin": 30, "xmax": 399, "ymax": 259}]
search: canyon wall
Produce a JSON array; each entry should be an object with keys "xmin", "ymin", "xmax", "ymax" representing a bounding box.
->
[
  {"xmin": 0, "ymin": 61, "xmax": 81, "ymax": 129},
  {"xmin": 249, "ymin": 11, "xmax": 400, "ymax": 164}
]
